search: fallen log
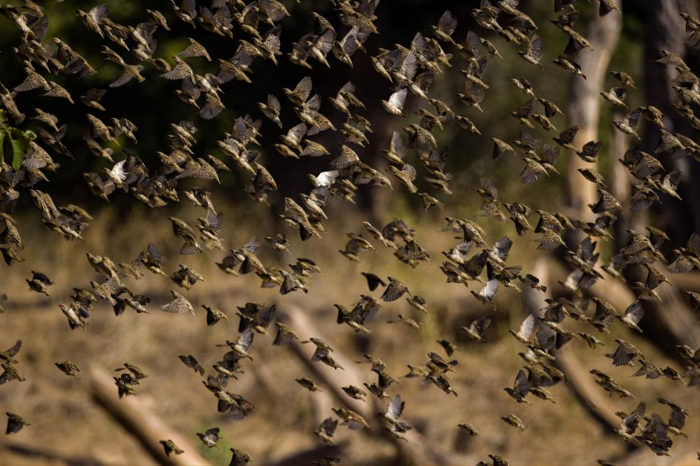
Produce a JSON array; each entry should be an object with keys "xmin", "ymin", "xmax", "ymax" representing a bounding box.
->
[
  {"xmin": 279, "ymin": 304, "xmax": 465, "ymax": 466},
  {"xmin": 88, "ymin": 366, "xmax": 211, "ymax": 466}
]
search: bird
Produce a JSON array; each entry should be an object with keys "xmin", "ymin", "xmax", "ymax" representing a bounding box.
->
[
  {"xmin": 387, "ymin": 314, "xmax": 422, "ymax": 329},
  {"xmin": 196, "ymin": 427, "xmax": 221, "ymax": 448},
  {"xmin": 203, "ymin": 305, "xmax": 229, "ymax": 326},
  {"xmin": 611, "ymin": 71, "xmax": 636, "ymax": 87},
  {"xmin": 518, "ymin": 34, "xmax": 544, "ymax": 68},
  {"xmin": 685, "ymin": 291, "xmax": 700, "ymax": 311},
  {"xmin": 381, "ymin": 277, "xmax": 411, "ymax": 302},
  {"xmin": 406, "ymin": 295, "xmax": 428, "ymax": 314},
  {"xmin": 387, "ymin": 164, "xmax": 418, "ymax": 193},
  {"xmin": 361, "ymin": 272, "xmax": 386, "ymax": 291},
  {"xmin": 579, "ymin": 332, "xmax": 605, "ymax": 349},
  {"xmin": 26, "ymin": 271, "xmax": 53, "ymax": 296},
  {"xmin": 224, "ymin": 330, "xmax": 255, "ymax": 362},
  {"xmin": 668, "ymin": 233, "xmax": 700, "ymax": 274},
  {"xmin": 613, "ymin": 108, "xmax": 642, "ymax": 139},
  {"xmin": 169, "ymin": 217, "xmax": 202, "ymax": 255},
  {"xmin": 314, "ymin": 417, "xmax": 338, "ymax": 444},
  {"xmin": 273, "ymin": 322, "xmax": 300, "ymax": 346},
  {"xmin": 283, "ymin": 76, "xmax": 313, "ymax": 106},
  {"xmin": 237, "ymin": 303, "xmax": 276, "ymax": 334},
  {"xmin": 458, "ymin": 423, "xmax": 481, "ymax": 436},
  {"xmin": 461, "ymin": 316, "xmax": 491, "ymax": 342},
  {"xmin": 432, "ymin": 10, "xmax": 461, "ymax": 48},
  {"xmin": 115, "ymin": 363, "xmax": 148, "ymax": 381},
  {"xmin": 617, "ymin": 301, "xmax": 644, "ymax": 332},
  {"xmin": 378, "ymin": 394, "xmax": 412, "ymax": 439},
  {"xmin": 381, "ymin": 88, "xmax": 408, "ymax": 116},
  {"xmin": 600, "ymin": 87, "xmax": 628, "ymax": 108},
  {"xmin": 55, "ymin": 361, "xmax": 81, "ymax": 379},
  {"xmin": 577, "ymin": 141, "xmax": 604, "ymax": 162},
  {"xmin": 612, "ymin": 339, "xmax": 645, "ymax": 366},
  {"xmin": 177, "ymin": 37, "xmax": 211, "ymax": 61},
  {"xmin": 258, "ymin": 94, "xmax": 283, "ymax": 128},
  {"xmin": 161, "ymin": 291, "xmax": 195, "ymax": 315},
  {"xmin": 113, "ymin": 372, "xmax": 138, "ymax": 398},
  {"xmin": 504, "ymin": 370, "xmax": 531, "ymax": 404},
  {"xmin": 159, "ymin": 439, "xmax": 184, "ymax": 457},
  {"xmin": 471, "ymin": 280, "xmax": 498, "ymax": 304},
  {"xmin": 32, "ymin": 108, "xmax": 59, "ymax": 131},
  {"xmin": 342, "ymin": 385, "xmax": 367, "ymax": 400},
  {"xmin": 229, "ymin": 448, "xmax": 252, "ymax": 466},
  {"xmin": 171, "ymin": 264, "xmax": 206, "ymax": 290},
  {"xmin": 489, "ymin": 454, "xmax": 511, "ymax": 466},
  {"xmin": 492, "ymin": 138, "xmax": 515, "ymax": 161},
  {"xmin": 0, "ymin": 340, "xmax": 21, "ymax": 365},
  {"xmin": 5, "ymin": 413, "xmax": 29, "ymax": 435},
  {"xmin": 501, "ymin": 414, "xmax": 526, "ymax": 431},
  {"xmin": 296, "ymin": 377, "xmax": 323, "ymax": 392},
  {"xmin": 58, "ymin": 303, "xmax": 87, "ymax": 330},
  {"xmin": 179, "ymin": 355, "xmax": 204, "ymax": 375},
  {"xmin": 333, "ymin": 407, "xmax": 370, "ymax": 430},
  {"xmin": 459, "ymin": 81, "xmax": 486, "ymax": 112},
  {"xmin": 303, "ymin": 337, "xmax": 343, "ymax": 370},
  {"xmin": 0, "ymin": 2, "xmax": 696, "ymax": 461}
]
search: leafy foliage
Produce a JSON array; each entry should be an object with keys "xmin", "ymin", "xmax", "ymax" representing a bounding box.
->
[{"xmin": 0, "ymin": 110, "xmax": 35, "ymax": 170}]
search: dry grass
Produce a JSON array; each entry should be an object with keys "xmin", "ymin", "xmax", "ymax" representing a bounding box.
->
[{"xmin": 0, "ymin": 205, "xmax": 698, "ymax": 466}]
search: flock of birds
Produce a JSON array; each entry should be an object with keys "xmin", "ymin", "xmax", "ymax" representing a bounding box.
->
[{"xmin": 0, "ymin": 0, "xmax": 700, "ymax": 465}]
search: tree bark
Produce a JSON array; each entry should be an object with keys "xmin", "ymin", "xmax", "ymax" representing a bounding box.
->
[
  {"xmin": 633, "ymin": 0, "xmax": 700, "ymax": 359},
  {"xmin": 609, "ymin": 112, "xmax": 636, "ymax": 246},
  {"xmin": 565, "ymin": 0, "xmax": 623, "ymax": 221},
  {"xmin": 643, "ymin": 0, "xmax": 700, "ymax": 237}
]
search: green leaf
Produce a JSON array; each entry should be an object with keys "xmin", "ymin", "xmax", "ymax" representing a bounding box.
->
[
  {"xmin": 0, "ymin": 129, "xmax": 8, "ymax": 166},
  {"xmin": 8, "ymin": 130, "xmax": 27, "ymax": 171},
  {"xmin": 0, "ymin": 129, "xmax": 6, "ymax": 161}
]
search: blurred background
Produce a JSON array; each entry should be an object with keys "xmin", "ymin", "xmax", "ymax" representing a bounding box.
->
[{"xmin": 0, "ymin": 0, "xmax": 699, "ymax": 465}]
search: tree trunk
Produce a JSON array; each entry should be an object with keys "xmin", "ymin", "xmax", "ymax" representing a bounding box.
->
[
  {"xmin": 565, "ymin": 0, "xmax": 623, "ymax": 221},
  {"xmin": 643, "ymin": 0, "xmax": 700, "ymax": 238},
  {"xmin": 633, "ymin": 0, "xmax": 700, "ymax": 358}
]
